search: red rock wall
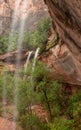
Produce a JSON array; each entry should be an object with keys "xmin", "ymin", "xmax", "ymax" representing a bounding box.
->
[{"xmin": 43, "ymin": 0, "xmax": 81, "ymax": 85}]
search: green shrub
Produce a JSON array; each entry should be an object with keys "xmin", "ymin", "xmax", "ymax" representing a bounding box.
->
[
  {"xmin": 0, "ymin": 34, "xmax": 9, "ymax": 54},
  {"xmin": 49, "ymin": 118, "xmax": 74, "ymax": 130},
  {"xmin": 67, "ymin": 93, "xmax": 81, "ymax": 129},
  {"xmin": 23, "ymin": 18, "xmax": 52, "ymax": 50},
  {"xmin": 20, "ymin": 113, "xmax": 48, "ymax": 130},
  {"xmin": 1, "ymin": 61, "xmax": 80, "ymax": 130},
  {"xmin": 32, "ymin": 61, "xmax": 62, "ymax": 119},
  {"xmin": 67, "ymin": 93, "xmax": 81, "ymax": 118},
  {"xmin": 0, "ymin": 32, "xmax": 18, "ymax": 54}
]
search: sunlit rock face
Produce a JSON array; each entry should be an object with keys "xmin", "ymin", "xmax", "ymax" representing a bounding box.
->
[
  {"xmin": 0, "ymin": 117, "xmax": 21, "ymax": 130},
  {"xmin": 0, "ymin": 0, "xmax": 49, "ymax": 34},
  {"xmin": 43, "ymin": 0, "xmax": 81, "ymax": 85}
]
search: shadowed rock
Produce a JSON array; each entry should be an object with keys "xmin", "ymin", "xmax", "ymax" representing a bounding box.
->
[{"xmin": 41, "ymin": 0, "xmax": 81, "ymax": 85}]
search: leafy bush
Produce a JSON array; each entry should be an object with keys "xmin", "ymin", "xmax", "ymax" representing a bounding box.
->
[
  {"xmin": 67, "ymin": 92, "xmax": 81, "ymax": 118},
  {"xmin": 31, "ymin": 61, "xmax": 62, "ymax": 119},
  {"xmin": 67, "ymin": 93, "xmax": 81, "ymax": 129},
  {"xmin": 0, "ymin": 34, "xmax": 9, "ymax": 54},
  {"xmin": 49, "ymin": 118, "xmax": 74, "ymax": 130},
  {"xmin": 20, "ymin": 113, "xmax": 48, "ymax": 130},
  {"xmin": 23, "ymin": 18, "xmax": 52, "ymax": 50},
  {"xmin": 1, "ymin": 61, "xmax": 81, "ymax": 130},
  {"xmin": 0, "ymin": 32, "xmax": 18, "ymax": 54}
]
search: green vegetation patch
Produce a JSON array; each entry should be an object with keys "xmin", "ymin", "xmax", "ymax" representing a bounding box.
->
[{"xmin": 0, "ymin": 18, "xmax": 52, "ymax": 54}]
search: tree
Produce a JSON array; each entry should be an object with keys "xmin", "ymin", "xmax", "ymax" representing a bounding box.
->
[{"xmin": 32, "ymin": 61, "xmax": 62, "ymax": 120}]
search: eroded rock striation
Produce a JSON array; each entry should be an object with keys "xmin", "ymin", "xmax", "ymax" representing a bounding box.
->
[{"xmin": 43, "ymin": 0, "xmax": 81, "ymax": 85}]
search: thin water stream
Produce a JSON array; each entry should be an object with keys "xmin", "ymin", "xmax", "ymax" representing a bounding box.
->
[
  {"xmin": 2, "ymin": 1, "xmax": 40, "ymax": 130},
  {"xmin": 30, "ymin": 48, "xmax": 40, "ymax": 88},
  {"xmin": 32, "ymin": 48, "xmax": 40, "ymax": 71},
  {"xmin": 8, "ymin": 0, "xmax": 21, "ymax": 52},
  {"xmin": 13, "ymin": 1, "xmax": 29, "ymax": 129},
  {"xmin": 2, "ymin": 0, "xmax": 21, "ymax": 120},
  {"xmin": 24, "ymin": 51, "xmax": 32, "ymax": 72}
]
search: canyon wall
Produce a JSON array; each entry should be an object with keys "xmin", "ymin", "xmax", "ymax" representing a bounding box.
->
[{"xmin": 42, "ymin": 0, "xmax": 81, "ymax": 85}]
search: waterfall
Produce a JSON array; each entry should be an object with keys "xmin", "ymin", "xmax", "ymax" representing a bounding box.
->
[
  {"xmin": 32, "ymin": 48, "xmax": 40, "ymax": 71},
  {"xmin": 2, "ymin": 0, "xmax": 40, "ymax": 129},
  {"xmin": 16, "ymin": 0, "xmax": 28, "ymax": 51},
  {"xmin": 1, "ymin": 0, "xmax": 29, "ymax": 129},
  {"xmin": 23, "ymin": 51, "xmax": 32, "ymax": 80},
  {"xmin": 24, "ymin": 51, "xmax": 32, "ymax": 73},
  {"xmin": 2, "ymin": 0, "xmax": 21, "ymax": 129},
  {"xmin": 8, "ymin": 0, "xmax": 21, "ymax": 52},
  {"xmin": 2, "ymin": 0, "xmax": 21, "ymax": 121},
  {"xmin": 31, "ymin": 48, "xmax": 40, "ymax": 88},
  {"xmin": 12, "ymin": 0, "xmax": 29, "ymax": 129},
  {"xmin": 9, "ymin": 1, "xmax": 22, "ymax": 129},
  {"xmin": 15, "ymin": 0, "xmax": 28, "ymax": 67}
]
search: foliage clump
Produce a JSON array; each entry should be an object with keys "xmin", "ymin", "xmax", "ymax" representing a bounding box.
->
[
  {"xmin": 23, "ymin": 18, "xmax": 52, "ymax": 50},
  {"xmin": 0, "ymin": 32, "xmax": 18, "ymax": 54},
  {"xmin": 0, "ymin": 61, "xmax": 81, "ymax": 130}
]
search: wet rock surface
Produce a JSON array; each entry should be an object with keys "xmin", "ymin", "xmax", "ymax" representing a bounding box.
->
[{"xmin": 40, "ymin": 43, "xmax": 81, "ymax": 85}]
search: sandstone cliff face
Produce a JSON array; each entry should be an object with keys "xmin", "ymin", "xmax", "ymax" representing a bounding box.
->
[{"xmin": 43, "ymin": 0, "xmax": 81, "ymax": 85}]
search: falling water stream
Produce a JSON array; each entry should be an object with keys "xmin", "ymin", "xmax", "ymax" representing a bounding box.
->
[
  {"xmin": 2, "ymin": 1, "xmax": 22, "ymax": 130},
  {"xmin": 8, "ymin": 0, "xmax": 21, "ymax": 52},
  {"xmin": 32, "ymin": 48, "xmax": 40, "ymax": 71},
  {"xmin": 30, "ymin": 48, "xmax": 40, "ymax": 88},
  {"xmin": 12, "ymin": 0, "xmax": 29, "ymax": 130},
  {"xmin": 2, "ymin": 0, "xmax": 29, "ymax": 130},
  {"xmin": 24, "ymin": 51, "xmax": 32, "ymax": 72},
  {"xmin": 2, "ymin": 0, "xmax": 21, "ymax": 120},
  {"xmin": 23, "ymin": 51, "xmax": 33, "ymax": 81},
  {"xmin": 2, "ymin": 0, "xmax": 40, "ymax": 129}
]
